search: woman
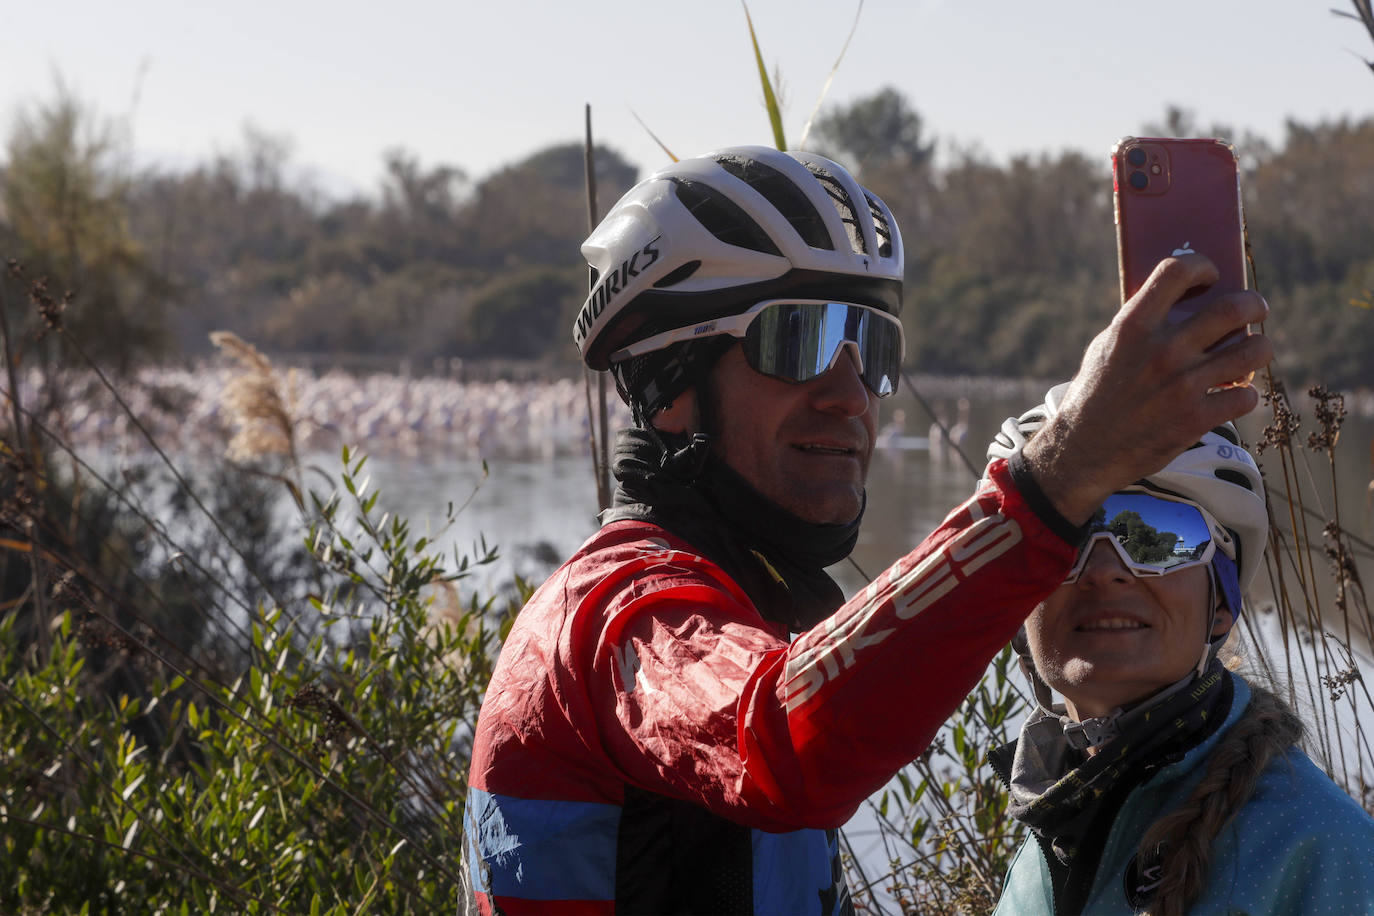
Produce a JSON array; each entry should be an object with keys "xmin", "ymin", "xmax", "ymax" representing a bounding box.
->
[{"xmin": 988, "ymin": 385, "xmax": 1374, "ymax": 916}]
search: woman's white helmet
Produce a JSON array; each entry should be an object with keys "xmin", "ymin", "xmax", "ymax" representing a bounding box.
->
[
  {"xmin": 987, "ymin": 382, "xmax": 1268, "ymax": 615},
  {"xmin": 574, "ymin": 146, "xmax": 904, "ymax": 415}
]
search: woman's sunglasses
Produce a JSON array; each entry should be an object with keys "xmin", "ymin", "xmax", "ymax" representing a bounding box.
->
[{"xmin": 1065, "ymin": 487, "xmax": 1225, "ymax": 583}]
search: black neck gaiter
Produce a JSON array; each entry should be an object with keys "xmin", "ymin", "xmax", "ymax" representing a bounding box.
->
[
  {"xmin": 601, "ymin": 427, "xmax": 862, "ymax": 631},
  {"xmin": 992, "ymin": 661, "xmax": 1234, "ymax": 869}
]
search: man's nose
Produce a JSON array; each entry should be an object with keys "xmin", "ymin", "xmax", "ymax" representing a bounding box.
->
[{"xmin": 809, "ymin": 344, "xmax": 871, "ymax": 417}]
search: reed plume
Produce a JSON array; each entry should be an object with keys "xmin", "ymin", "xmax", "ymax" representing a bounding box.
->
[{"xmin": 210, "ymin": 331, "xmax": 298, "ymax": 465}]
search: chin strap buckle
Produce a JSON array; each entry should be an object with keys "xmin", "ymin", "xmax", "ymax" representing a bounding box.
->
[
  {"xmin": 1061, "ymin": 710, "xmax": 1123, "ymax": 750},
  {"xmin": 661, "ymin": 432, "xmax": 711, "ymax": 479}
]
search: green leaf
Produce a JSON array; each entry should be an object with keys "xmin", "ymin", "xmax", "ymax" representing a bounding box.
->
[
  {"xmin": 121, "ymin": 773, "xmax": 146, "ymax": 801},
  {"xmin": 741, "ymin": 1, "xmax": 787, "ymax": 150}
]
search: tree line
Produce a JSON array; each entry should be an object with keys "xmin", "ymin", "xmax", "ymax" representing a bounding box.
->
[{"xmin": 3, "ymin": 86, "xmax": 1373, "ymax": 387}]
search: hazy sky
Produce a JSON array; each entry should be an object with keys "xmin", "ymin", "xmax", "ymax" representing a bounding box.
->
[{"xmin": 3, "ymin": 1, "xmax": 1373, "ymax": 198}]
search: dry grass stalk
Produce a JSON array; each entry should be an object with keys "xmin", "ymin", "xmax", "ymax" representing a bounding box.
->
[
  {"xmin": 209, "ymin": 331, "xmax": 298, "ymax": 464},
  {"xmin": 1249, "ymin": 379, "xmax": 1374, "ymax": 803}
]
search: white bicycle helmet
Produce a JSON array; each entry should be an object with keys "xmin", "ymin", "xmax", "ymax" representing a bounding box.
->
[
  {"xmin": 987, "ymin": 382, "xmax": 1268, "ymax": 616},
  {"xmin": 574, "ymin": 146, "xmax": 903, "ymax": 415}
]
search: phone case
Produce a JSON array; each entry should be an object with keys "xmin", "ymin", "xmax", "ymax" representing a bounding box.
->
[{"xmin": 1112, "ymin": 137, "xmax": 1247, "ymax": 327}]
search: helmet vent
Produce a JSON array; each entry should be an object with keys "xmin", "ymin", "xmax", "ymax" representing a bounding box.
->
[
  {"xmin": 671, "ymin": 178, "xmax": 781, "ymax": 256},
  {"xmin": 865, "ymin": 194, "xmax": 894, "ymax": 259},
  {"xmin": 653, "ymin": 260, "xmax": 701, "ymax": 289},
  {"xmin": 803, "ymin": 162, "xmax": 866, "ymax": 256},
  {"xmin": 1214, "ymin": 468, "xmax": 1255, "ymax": 492},
  {"xmin": 1211, "ymin": 424, "xmax": 1242, "ymax": 446},
  {"xmin": 714, "ymin": 154, "xmax": 833, "ymax": 251}
]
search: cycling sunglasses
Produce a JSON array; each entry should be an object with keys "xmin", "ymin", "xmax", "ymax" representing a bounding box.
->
[
  {"xmin": 610, "ymin": 299, "xmax": 905, "ymax": 398},
  {"xmin": 1065, "ymin": 487, "xmax": 1222, "ymax": 583}
]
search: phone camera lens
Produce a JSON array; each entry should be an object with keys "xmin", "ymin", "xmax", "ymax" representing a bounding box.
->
[
  {"xmin": 1127, "ymin": 147, "xmax": 1148, "ymax": 167},
  {"xmin": 1129, "ymin": 170, "xmax": 1149, "ymax": 191}
]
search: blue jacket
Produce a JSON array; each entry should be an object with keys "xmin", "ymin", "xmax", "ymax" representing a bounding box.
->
[{"xmin": 995, "ymin": 675, "xmax": 1374, "ymax": 915}]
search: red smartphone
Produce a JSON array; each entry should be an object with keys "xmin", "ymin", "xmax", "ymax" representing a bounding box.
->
[{"xmin": 1112, "ymin": 137, "xmax": 1248, "ymax": 340}]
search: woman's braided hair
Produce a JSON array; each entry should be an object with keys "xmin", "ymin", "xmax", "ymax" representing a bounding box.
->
[{"xmin": 1139, "ymin": 682, "xmax": 1303, "ymax": 916}]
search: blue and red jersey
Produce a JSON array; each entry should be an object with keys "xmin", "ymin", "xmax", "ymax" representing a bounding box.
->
[{"xmin": 466, "ymin": 458, "xmax": 1075, "ymax": 913}]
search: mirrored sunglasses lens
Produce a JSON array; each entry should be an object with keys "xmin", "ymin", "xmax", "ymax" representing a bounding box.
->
[
  {"xmin": 860, "ymin": 318, "xmax": 902, "ymax": 396},
  {"xmin": 746, "ymin": 303, "xmax": 825, "ymax": 383},
  {"xmin": 1091, "ymin": 492, "xmax": 1213, "ymax": 570},
  {"xmin": 743, "ymin": 303, "xmax": 901, "ymax": 396}
]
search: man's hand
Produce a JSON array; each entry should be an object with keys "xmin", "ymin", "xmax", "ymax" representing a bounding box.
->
[{"xmin": 1023, "ymin": 253, "xmax": 1273, "ymax": 525}]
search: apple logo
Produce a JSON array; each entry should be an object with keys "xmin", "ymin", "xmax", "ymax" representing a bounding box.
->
[{"xmin": 1172, "ymin": 241, "xmax": 1195, "ymax": 256}]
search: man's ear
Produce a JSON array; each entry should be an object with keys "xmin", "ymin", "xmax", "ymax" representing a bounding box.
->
[{"xmin": 650, "ymin": 389, "xmax": 698, "ymax": 435}]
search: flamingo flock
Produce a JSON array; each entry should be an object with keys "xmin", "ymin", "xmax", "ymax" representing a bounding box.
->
[
  {"xmin": 11, "ymin": 364, "xmax": 1374, "ymax": 465},
  {"xmin": 13, "ymin": 365, "xmax": 633, "ymax": 461}
]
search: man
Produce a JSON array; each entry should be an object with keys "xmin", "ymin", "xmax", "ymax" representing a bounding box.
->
[{"xmin": 464, "ymin": 146, "xmax": 1271, "ymax": 914}]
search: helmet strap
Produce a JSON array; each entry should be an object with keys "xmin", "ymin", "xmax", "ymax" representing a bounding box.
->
[
  {"xmin": 1195, "ymin": 571, "xmax": 1219, "ymax": 678},
  {"xmin": 1197, "ymin": 563, "xmax": 1238, "ymax": 677},
  {"xmin": 1013, "ymin": 628, "xmax": 1060, "ymax": 713},
  {"xmin": 622, "ymin": 338, "xmax": 739, "ymax": 481},
  {"xmin": 617, "ymin": 336, "xmax": 736, "ymax": 422}
]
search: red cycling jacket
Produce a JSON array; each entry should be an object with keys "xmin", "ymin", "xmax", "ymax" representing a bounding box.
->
[{"xmin": 466, "ymin": 457, "xmax": 1077, "ymax": 914}]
